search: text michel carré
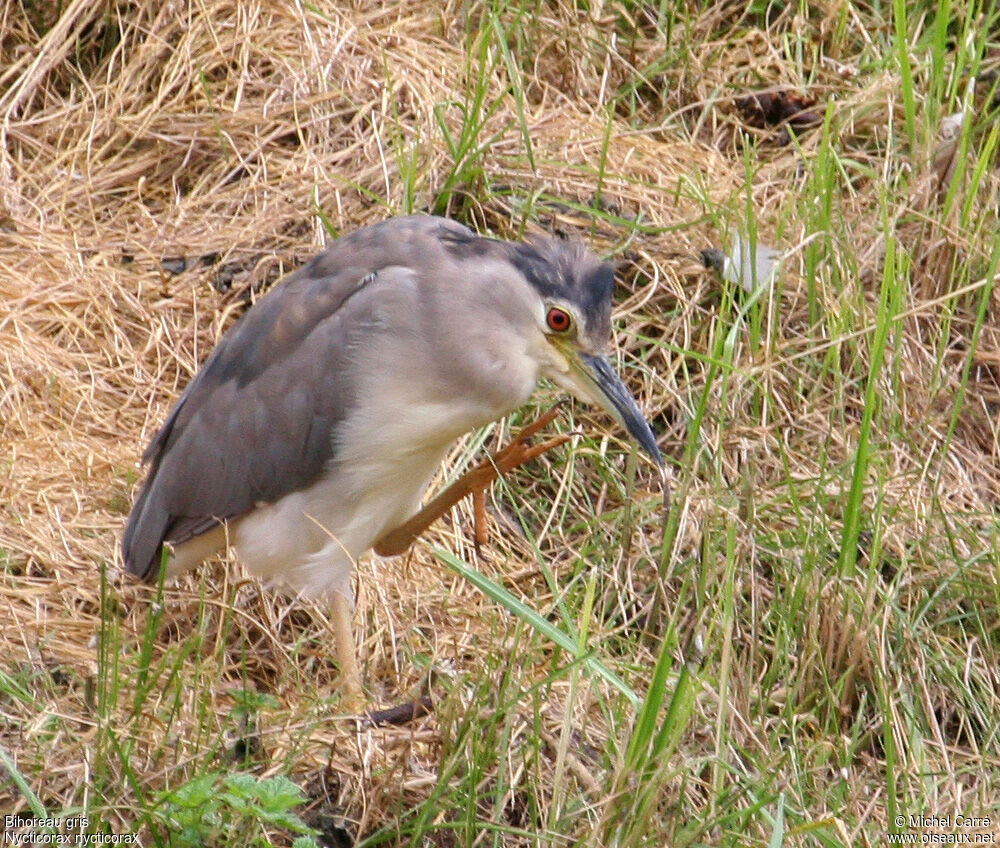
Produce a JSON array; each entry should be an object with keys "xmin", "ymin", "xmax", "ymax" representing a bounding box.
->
[{"xmin": 908, "ymin": 815, "xmax": 991, "ymax": 829}]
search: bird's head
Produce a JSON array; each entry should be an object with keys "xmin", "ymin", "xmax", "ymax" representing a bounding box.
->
[{"xmin": 506, "ymin": 237, "xmax": 664, "ymax": 469}]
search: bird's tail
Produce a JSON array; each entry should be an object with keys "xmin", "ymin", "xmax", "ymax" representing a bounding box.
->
[{"xmin": 121, "ymin": 482, "xmax": 168, "ymax": 582}]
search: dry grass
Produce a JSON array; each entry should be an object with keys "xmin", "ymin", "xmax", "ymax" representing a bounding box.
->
[{"xmin": 2, "ymin": 1, "xmax": 1000, "ymax": 845}]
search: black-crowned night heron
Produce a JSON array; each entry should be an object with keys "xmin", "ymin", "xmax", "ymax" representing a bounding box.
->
[{"xmin": 122, "ymin": 215, "xmax": 662, "ymax": 706}]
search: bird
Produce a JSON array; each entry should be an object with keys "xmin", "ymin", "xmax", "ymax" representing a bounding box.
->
[{"xmin": 122, "ymin": 214, "xmax": 663, "ymax": 705}]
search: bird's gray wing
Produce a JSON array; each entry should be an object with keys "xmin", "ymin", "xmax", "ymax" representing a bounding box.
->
[{"xmin": 122, "ymin": 215, "xmax": 475, "ymax": 580}]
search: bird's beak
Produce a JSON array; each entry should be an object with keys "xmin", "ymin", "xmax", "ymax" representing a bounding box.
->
[{"xmin": 555, "ymin": 347, "xmax": 663, "ymax": 468}]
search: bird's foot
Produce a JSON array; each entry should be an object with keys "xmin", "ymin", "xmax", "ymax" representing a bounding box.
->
[
  {"xmin": 373, "ymin": 404, "xmax": 570, "ymax": 557},
  {"xmin": 363, "ymin": 695, "xmax": 434, "ymax": 727}
]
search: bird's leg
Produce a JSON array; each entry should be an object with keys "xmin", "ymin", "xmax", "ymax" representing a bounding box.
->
[
  {"xmin": 374, "ymin": 404, "xmax": 570, "ymax": 558},
  {"xmin": 472, "ymin": 487, "xmax": 489, "ymax": 557},
  {"xmin": 330, "ymin": 591, "xmax": 364, "ymax": 711}
]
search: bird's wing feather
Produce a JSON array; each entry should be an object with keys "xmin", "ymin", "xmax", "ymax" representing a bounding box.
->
[{"xmin": 122, "ymin": 215, "xmax": 475, "ymax": 579}]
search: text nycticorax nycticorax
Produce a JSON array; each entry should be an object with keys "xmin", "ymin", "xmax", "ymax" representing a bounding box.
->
[{"xmin": 122, "ymin": 215, "xmax": 662, "ymax": 705}]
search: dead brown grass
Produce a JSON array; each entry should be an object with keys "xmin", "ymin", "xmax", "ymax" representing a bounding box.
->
[{"xmin": 3, "ymin": 0, "xmax": 1000, "ymax": 844}]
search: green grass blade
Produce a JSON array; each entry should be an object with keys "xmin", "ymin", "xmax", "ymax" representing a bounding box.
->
[{"xmin": 435, "ymin": 549, "xmax": 639, "ymax": 705}]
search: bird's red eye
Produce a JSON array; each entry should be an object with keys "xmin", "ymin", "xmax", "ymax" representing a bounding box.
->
[{"xmin": 546, "ymin": 307, "xmax": 572, "ymax": 332}]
